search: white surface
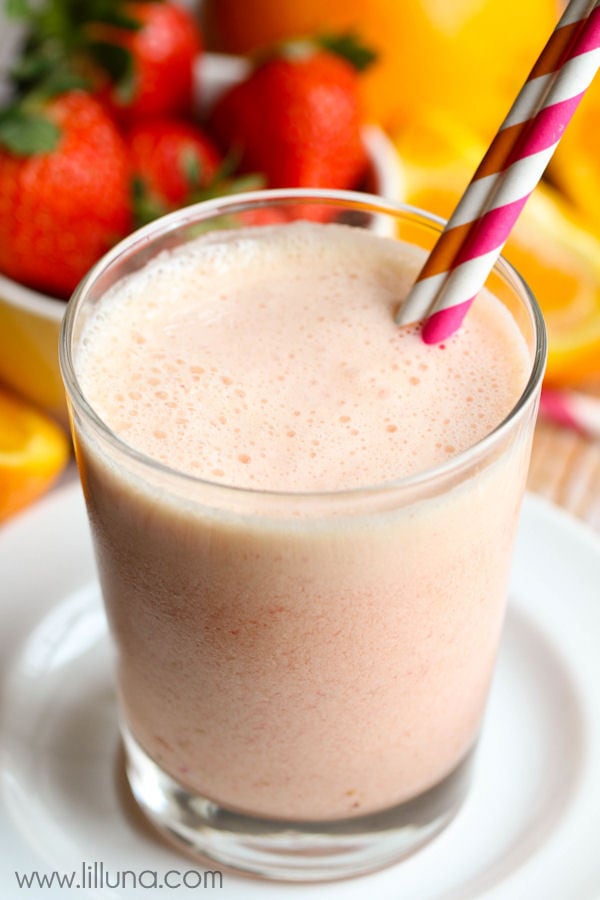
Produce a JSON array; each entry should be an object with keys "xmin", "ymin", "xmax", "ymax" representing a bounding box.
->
[{"xmin": 0, "ymin": 483, "xmax": 599, "ymax": 899}]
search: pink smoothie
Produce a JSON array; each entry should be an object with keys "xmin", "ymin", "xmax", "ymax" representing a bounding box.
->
[{"xmin": 74, "ymin": 221, "xmax": 533, "ymax": 820}]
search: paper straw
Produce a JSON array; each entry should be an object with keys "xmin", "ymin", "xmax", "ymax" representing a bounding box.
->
[
  {"xmin": 396, "ymin": 0, "xmax": 600, "ymax": 344},
  {"xmin": 539, "ymin": 387, "xmax": 600, "ymax": 439}
]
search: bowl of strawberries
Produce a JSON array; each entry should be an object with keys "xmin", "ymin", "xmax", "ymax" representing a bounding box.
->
[{"xmin": 0, "ymin": 0, "xmax": 401, "ymax": 421}]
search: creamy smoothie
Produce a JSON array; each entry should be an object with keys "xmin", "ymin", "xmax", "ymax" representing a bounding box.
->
[{"xmin": 72, "ymin": 220, "xmax": 533, "ymax": 822}]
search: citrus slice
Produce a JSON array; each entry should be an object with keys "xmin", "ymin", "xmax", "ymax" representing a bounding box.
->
[
  {"xmin": 550, "ymin": 75, "xmax": 600, "ymax": 233},
  {"xmin": 392, "ymin": 113, "xmax": 600, "ymax": 387},
  {"xmin": 0, "ymin": 388, "xmax": 70, "ymax": 524},
  {"xmin": 507, "ymin": 191, "xmax": 600, "ymax": 387}
]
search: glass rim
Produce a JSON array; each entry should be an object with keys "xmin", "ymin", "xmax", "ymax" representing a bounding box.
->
[{"xmin": 59, "ymin": 187, "xmax": 547, "ymax": 501}]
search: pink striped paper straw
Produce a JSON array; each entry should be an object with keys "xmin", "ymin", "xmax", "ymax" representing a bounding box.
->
[
  {"xmin": 539, "ymin": 387, "xmax": 600, "ymax": 439},
  {"xmin": 396, "ymin": 0, "xmax": 600, "ymax": 344}
]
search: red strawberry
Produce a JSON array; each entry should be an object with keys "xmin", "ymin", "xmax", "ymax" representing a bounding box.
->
[
  {"xmin": 209, "ymin": 41, "xmax": 369, "ymax": 191},
  {"xmin": 0, "ymin": 91, "xmax": 132, "ymax": 298},
  {"xmin": 237, "ymin": 207, "xmax": 290, "ymax": 227},
  {"xmin": 92, "ymin": 1, "xmax": 203, "ymax": 120},
  {"xmin": 126, "ymin": 117, "xmax": 221, "ymax": 222}
]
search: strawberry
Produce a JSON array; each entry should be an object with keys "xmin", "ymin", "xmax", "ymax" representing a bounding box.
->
[
  {"xmin": 5, "ymin": 0, "xmax": 203, "ymax": 122},
  {"xmin": 90, "ymin": 1, "xmax": 203, "ymax": 120},
  {"xmin": 237, "ymin": 208, "xmax": 290, "ymax": 227},
  {"xmin": 126, "ymin": 118, "xmax": 221, "ymax": 224},
  {"xmin": 208, "ymin": 38, "xmax": 371, "ymax": 191},
  {"xmin": 0, "ymin": 91, "xmax": 132, "ymax": 298},
  {"xmin": 125, "ymin": 118, "xmax": 274, "ymax": 227}
]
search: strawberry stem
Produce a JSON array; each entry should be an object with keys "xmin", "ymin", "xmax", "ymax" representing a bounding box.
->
[
  {"xmin": 255, "ymin": 31, "xmax": 377, "ymax": 72},
  {"xmin": 317, "ymin": 32, "xmax": 377, "ymax": 71}
]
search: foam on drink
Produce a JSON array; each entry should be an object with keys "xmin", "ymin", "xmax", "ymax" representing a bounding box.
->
[{"xmin": 77, "ymin": 221, "xmax": 530, "ymax": 492}]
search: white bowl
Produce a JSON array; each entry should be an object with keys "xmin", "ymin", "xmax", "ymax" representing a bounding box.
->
[{"xmin": 0, "ymin": 53, "xmax": 402, "ymax": 422}]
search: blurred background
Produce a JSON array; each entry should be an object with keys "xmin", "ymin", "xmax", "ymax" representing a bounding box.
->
[{"xmin": 0, "ymin": 0, "xmax": 599, "ymax": 526}]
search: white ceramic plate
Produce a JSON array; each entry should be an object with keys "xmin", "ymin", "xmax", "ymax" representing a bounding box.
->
[{"xmin": 1, "ymin": 480, "xmax": 599, "ymax": 899}]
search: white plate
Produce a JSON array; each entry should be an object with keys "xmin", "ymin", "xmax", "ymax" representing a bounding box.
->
[{"xmin": 1, "ymin": 481, "xmax": 599, "ymax": 899}]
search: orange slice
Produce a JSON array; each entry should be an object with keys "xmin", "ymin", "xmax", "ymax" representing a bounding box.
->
[
  {"xmin": 0, "ymin": 388, "xmax": 70, "ymax": 524},
  {"xmin": 392, "ymin": 113, "xmax": 600, "ymax": 387},
  {"xmin": 550, "ymin": 74, "xmax": 600, "ymax": 233},
  {"xmin": 507, "ymin": 191, "xmax": 600, "ymax": 387}
]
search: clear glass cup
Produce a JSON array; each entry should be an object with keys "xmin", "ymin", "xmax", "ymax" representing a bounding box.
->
[{"xmin": 59, "ymin": 189, "xmax": 546, "ymax": 882}]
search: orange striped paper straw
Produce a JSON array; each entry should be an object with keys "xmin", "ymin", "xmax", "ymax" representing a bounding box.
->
[{"xmin": 396, "ymin": 0, "xmax": 600, "ymax": 344}]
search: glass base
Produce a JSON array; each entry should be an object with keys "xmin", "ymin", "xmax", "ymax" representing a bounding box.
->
[{"xmin": 123, "ymin": 727, "xmax": 475, "ymax": 882}]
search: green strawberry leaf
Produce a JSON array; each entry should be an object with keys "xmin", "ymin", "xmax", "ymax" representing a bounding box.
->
[
  {"xmin": 7, "ymin": 0, "xmax": 141, "ymax": 32},
  {"xmin": 4, "ymin": 0, "xmax": 143, "ymax": 109},
  {"xmin": 0, "ymin": 106, "xmax": 61, "ymax": 155},
  {"xmin": 131, "ymin": 176, "xmax": 169, "ymax": 228},
  {"xmin": 10, "ymin": 53, "xmax": 54, "ymax": 85},
  {"xmin": 317, "ymin": 32, "xmax": 378, "ymax": 72},
  {"xmin": 80, "ymin": 6, "xmax": 141, "ymax": 30},
  {"xmin": 5, "ymin": 0, "xmax": 32, "ymax": 17},
  {"xmin": 181, "ymin": 147, "xmax": 202, "ymax": 190},
  {"xmin": 27, "ymin": 67, "xmax": 91, "ymax": 100},
  {"xmin": 131, "ymin": 164, "xmax": 267, "ymax": 229},
  {"xmin": 212, "ymin": 148, "xmax": 243, "ymax": 181},
  {"xmin": 37, "ymin": 67, "xmax": 90, "ymax": 97},
  {"xmin": 88, "ymin": 39, "xmax": 136, "ymax": 102},
  {"xmin": 191, "ymin": 173, "xmax": 266, "ymax": 203},
  {"xmin": 11, "ymin": 42, "xmax": 90, "ymax": 99}
]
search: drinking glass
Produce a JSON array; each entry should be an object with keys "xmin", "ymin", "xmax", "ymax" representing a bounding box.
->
[{"xmin": 60, "ymin": 189, "xmax": 546, "ymax": 881}]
